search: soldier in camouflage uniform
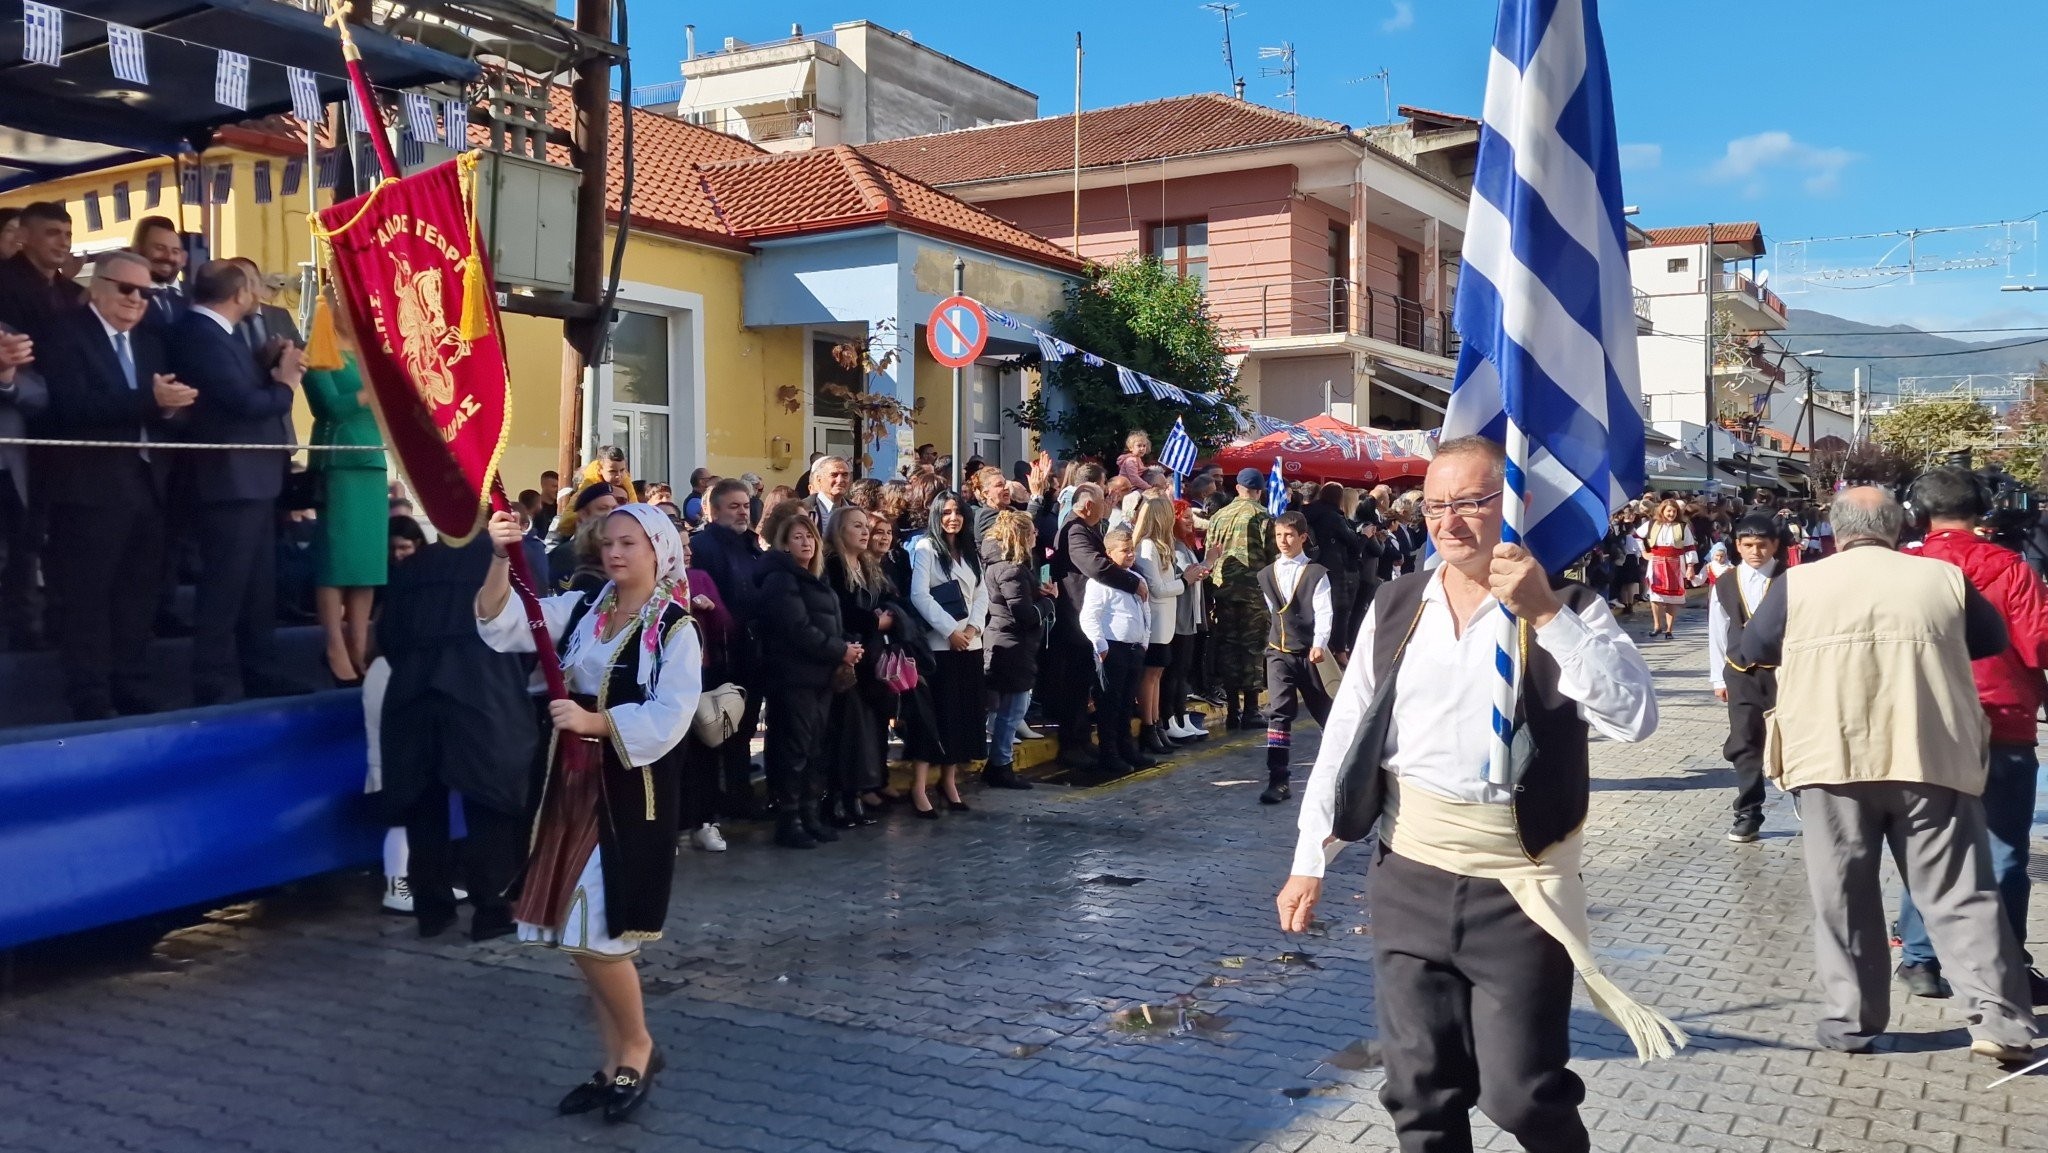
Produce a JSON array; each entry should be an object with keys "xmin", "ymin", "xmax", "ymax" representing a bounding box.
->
[{"xmin": 1206, "ymin": 468, "xmax": 1277, "ymax": 728}]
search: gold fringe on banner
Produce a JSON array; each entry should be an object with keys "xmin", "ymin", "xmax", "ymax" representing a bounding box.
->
[{"xmin": 455, "ymin": 151, "xmax": 491, "ymax": 341}]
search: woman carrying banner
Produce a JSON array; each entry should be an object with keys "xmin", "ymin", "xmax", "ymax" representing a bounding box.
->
[
  {"xmin": 477, "ymin": 503, "xmax": 700, "ymax": 1125},
  {"xmin": 1633, "ymin": 498, "xmax": 1695, "ymax": 640}
]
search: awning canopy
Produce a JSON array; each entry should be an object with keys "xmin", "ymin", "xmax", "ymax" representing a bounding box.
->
[
  {"xmin": 1643, "ymin": 452, "xmax": 1748, "ymax": 489},
  {"xmin": 677, "ymin": 60, "xmax": 814, "ymax": 114},
  {"xmin": 0, "ymin": 0, "xmax": 479, "ymax": 188},
  {"xmin": 1209, "ymin": 413, "xmax": 1432, "ymax": 487}
]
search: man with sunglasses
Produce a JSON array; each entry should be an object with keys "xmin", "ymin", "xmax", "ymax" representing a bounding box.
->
[
  {"xmin": 1277, "ymin": 436, "xmax": 1665, "ymax": 1153},
  {"xmin": 33, "ymin": 251, "xmax": 196, "ymax": 718}
]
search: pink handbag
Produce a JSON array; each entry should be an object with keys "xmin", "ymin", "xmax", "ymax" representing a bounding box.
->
[{"xmin": 876, "ymin": 645, "xmax": 919, "ymax": 693}]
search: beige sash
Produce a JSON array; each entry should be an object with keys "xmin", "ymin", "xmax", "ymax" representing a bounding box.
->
[{"xmin": 1382, "ymin": 780, "xmax": 1689, "ymax": 1063}]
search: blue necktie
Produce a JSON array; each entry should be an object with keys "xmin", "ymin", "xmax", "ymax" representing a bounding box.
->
[{"xmin": 115, "ymin": 331, "xmax": 149, "ymax": 462}]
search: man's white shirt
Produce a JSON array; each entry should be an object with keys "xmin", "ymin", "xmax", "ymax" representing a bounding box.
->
[{"xmin": 1706, "ymin": 562, "xmax": 1774, "ymax": 691}]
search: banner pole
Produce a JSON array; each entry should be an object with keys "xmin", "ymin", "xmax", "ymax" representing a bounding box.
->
[
  {"xmin": 325, "ymin": 2, "xmax": 400, "ymax": 180},
  {"xmin": 492, "ymin": 482, "xmax": 569, "ymax": 700}
]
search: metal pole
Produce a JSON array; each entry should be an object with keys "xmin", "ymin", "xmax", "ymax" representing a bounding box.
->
[
  {"xmin": 1853, "ymin": 366, "xmax": 1865, "ymax": 444},
  {"xmin": 1805, "ymin": 366, "xmax": 1820, "ymax": 495},
  {"xmin": 1072, "ymin": 34, "xmax": 1083, "ymax": 249},
  {"xmin": 560, "ymin": 0, "xmax": 613, "ymax": 482},
  {"xmin": 951, "ymin": 257, "xmax": 966, "ymax": 488},
  {"xmin": 1701, "ymin": 222, "xmax": 1715, "ymax": 494}
]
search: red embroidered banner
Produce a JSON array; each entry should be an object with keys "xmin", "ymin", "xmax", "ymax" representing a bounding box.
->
[{"xmin": 316, "ymin": 156, "xmax": 508, "ymax": 543}]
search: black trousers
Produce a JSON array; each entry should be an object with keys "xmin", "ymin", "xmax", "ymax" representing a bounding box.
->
[
  {"xmin": 764, "ymin": 686, "xmax": 831, "ymax": 809},
  {"xmin": 1722, "ymin": 668, "xmax": 1774, "ymax": 815},
  {"xmin": 1095, "ymin": 641, "xmax": 1144, "ymax": 762},
  {"xmin": 0, "ymin": 474, "xmax": 38, "ymax": 645},
  {"xmin": 1048, "ymin": 614, "xmax": 1099, "ymax": 751},
  {"xmin": 1373, "ymin": 848, "xmax": 1588, "ymax": 1153},
  {"xmin": 679, "ymin": 733, "xmax": 721, "ymax": 829},
  {"xmin": 1161, "ymin": 631, "xmax": 1197, "ymax": 720},
  {"xmin": 711, "ymin": 681, "xmax": 764, "ymax": 818},
  {"xmin": 48, "ymin": 487, "xmax": 165, "ymax": 715},
  {"xmin": 1263, "ymin": 649, "xmax": 1332, "ymax": 774},
  {"xmin": 193, "ymin": 499, "xmax": 278, "ymax": 699},
  {"xmin": 403, "ymin": 781, "xmax": 522, "ymax": 928}
]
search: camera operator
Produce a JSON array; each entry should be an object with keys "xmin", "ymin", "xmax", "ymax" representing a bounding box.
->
[{"xmin": 1893, "ymin": 467, "xmax": 2048, "ymax": 1006}]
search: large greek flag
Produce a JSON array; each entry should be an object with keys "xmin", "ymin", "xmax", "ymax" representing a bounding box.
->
[
  {"xmin": 1439, "ymin": 0, "xmax": 1645, "ymax": 575},
  {"xmin": 1441, "ymin": 0, "xmax": 1644, "ymax": 787}
]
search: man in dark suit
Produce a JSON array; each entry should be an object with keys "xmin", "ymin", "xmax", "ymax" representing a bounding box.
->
[
  {"xmin": 803, "ymin": 454, "xmax": 851, "ymax": 527},
  {"xmin": 169, "ymin": 259, "xmax": 307, "ymax": 704},
  {"xmin": 34, "ymin": 251, "xmax": 197, "ymax": 718},
  {"xmin": 132, "ymin": 215, "xmax": 189, "ymax": 330},
  {"xmin": 0, "ymin": 320, "xmax": 46, "ymax": 651},
  {"xmin": 0, "ymin": 201, "xmax": 85, "ymax": 333},
  {"xmin": 227, "ymin": 257, "xmax": 303, "ymax": 352}
]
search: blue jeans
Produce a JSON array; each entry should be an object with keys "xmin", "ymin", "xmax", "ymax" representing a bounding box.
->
[
  {"xmin": 1898, "ymin": 743, "xmax": 2040, "ymax": 967},
  {"xmin": 987, "ymin": 690, "xmax": 1033, "ymax": 764}
]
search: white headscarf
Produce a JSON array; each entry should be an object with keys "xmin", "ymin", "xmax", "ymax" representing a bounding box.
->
[{"xmin": 584, "ymin": 503, "xmax": 690, "ymax": 686}]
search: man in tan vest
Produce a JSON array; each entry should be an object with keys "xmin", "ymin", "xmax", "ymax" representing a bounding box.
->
[{"xmin": 1737, "ymin": 486, "xmax": 2038, "ymax": 1063}]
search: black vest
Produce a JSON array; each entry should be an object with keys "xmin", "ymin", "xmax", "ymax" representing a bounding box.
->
[
  {"xmin": 1333, "ymin": 571, "xmax": 1602, "ymax": 859},
  {"xmin": 1259, "ymin": 559, "xmax": 1328, "ymax": 653},
  {"xmin": 1713, "ymin": 560, "xmax": 1782, "ymax": 676}
]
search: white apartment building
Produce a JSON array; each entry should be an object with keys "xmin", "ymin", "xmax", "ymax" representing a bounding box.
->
[
  {"xmin": 645, "ymin": 21, "xmax": 1037, "ymax": 153},
  {"xmin": 1630, "ymin": 222, "xmax": 1790, "ymax": 430}
]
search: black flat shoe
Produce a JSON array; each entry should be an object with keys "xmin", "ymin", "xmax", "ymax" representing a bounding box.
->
[
  {"xmin": 945, "ymin": 799, "xmax": 970, "ymax": 812},
  {"xmin": 558, "ymin": 1071, "xmax": 609, "ymax": 1115},
  {"xmin": 603, "ymin": 1048, "xmax": 663, "ymax": 1125}
]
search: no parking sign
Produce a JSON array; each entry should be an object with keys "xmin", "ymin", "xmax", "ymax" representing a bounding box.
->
[{"xmin": 926, "ymin": 295, "xmax": 989, "ymax": 369}]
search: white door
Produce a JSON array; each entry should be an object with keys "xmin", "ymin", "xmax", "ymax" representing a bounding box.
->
[{"xmin": 601, "ymin": 309, "xmax": 674, "ymax": 485}]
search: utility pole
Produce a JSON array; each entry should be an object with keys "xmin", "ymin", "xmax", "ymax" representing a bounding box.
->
[
  {"xmin": 1201, "ymin": 2, "xmax": 1242, "ymax": 91},
  {"xmin": 559, "ymin": 0, "xmax": 614, "ymax": 482},
  {"xmin": 1071, "ymin": 33, "xmax": 1083, "ymax": 249},
  {"xmin": 1258, "ymin": 42, "xmax": 1296, "ymax": 113},
  {"xmin": 1702, "ymin": 222, "xmax": 1716, "ymax": 492},
  {"xmin": 951, "ymin": 257, "xmax": 965, "ymax": 487},
  {"xmin": 1804, "ymin": 365, "xmax": 1821, "ymax": 495}
]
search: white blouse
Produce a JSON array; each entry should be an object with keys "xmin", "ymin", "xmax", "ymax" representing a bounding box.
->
[
  {"xmin": 478, "ymin": 591, "xmax": 702, "ymax": 767},
  {"xmin": 909, "ymin": 535, "xmax": 991, "ymax": 651},
  {"xmin": 1135, "ymin": 539, "xmax": 1184, "ymax": 647}
]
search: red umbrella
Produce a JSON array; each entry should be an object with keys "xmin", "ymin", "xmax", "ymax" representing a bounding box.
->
[{"xmin": 1208, "ymin": 414, "xmax": 1432, "ymax": 488}]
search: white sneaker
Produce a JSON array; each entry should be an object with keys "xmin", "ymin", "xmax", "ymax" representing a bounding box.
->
[
  {"xmin": 690, "ymin": 824, "xmax": 728, "ymax": 852},
  {"xmin": 382, "ymin": 876, "xmax": 413, "ymax": 914},
  {"xmin": 1015, "ymin": 722, "xmax": 1044, "ymax": 740}
]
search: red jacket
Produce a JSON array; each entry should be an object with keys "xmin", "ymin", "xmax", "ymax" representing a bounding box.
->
[{"xmin": 1918, "ymin": 528, "xmax": 2048, "ymax": 744}]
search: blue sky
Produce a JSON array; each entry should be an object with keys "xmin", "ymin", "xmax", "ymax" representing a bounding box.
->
[{"xmin": 603, "ymin": 0, "xmax": 2048, "ymax": 334}]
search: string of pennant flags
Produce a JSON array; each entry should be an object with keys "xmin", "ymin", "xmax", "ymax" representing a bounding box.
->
[{"xmin": 20, "ymin": 2, "xmax": 468, "ymax": 146}]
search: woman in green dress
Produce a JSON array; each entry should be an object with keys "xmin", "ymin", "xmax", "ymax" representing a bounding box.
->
[{"xmin": 304, "ymin": 353, "xmax": 389, "ymax": 685}]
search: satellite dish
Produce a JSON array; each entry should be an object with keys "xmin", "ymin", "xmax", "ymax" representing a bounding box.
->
[{"xmin": 1754, "ymin": 269, "xmax": 1771, "ymax": 286}]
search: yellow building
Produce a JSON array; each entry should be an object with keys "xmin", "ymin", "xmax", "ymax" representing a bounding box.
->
[{"xmin": 2, "ymin": 103, "xmax": 1084, "ymax": 491}]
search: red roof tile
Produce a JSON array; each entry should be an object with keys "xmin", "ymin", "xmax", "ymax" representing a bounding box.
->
[
  {"xmin": 1642, "ymin": 222, "xmax": 1765, "ymax": 255},
  {"xmin": 697, "ymin": 146, "xmax": 1085, "ymax": 271},
  {"xmin": 536, "ymin": 96, "xmax": 764, "ymax": 250},
  {"xmin": 857, "ymin": 93, "xmax": 1352, "ymax": 187}
]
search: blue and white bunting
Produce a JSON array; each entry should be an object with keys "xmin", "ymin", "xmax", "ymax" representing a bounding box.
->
[
  {"xmin": 1114, "ymin": 366, "xmax": 1145, "ymax": 396},
  {"xmin": 1159, "ymin": 418, "xmax": 1198, "ymax": 476},
  {"xmin": 348, "ymin": 87, "xmax": 372, "ymax": 133},
  {"xmin": 316, "ymin": 150, "xmax": 339, "ymax": 190},
  {"xmin": 253, "ymin": 161, "xmax": 272, "ymax": 205},
  {"xmin": 445, "ymin": 98, "xmax": 470, "ymax": 146},
  {"xmin": 403, "ymin": 93, "xmax": 441, "ymax": 144},
  {"xmin": 281, "ymin": 156, "xmax": 304, "ymax": 198},
  {"xmin": 1266, "ymin": 457, "xmax": 1289, "ymax": 517},
  {"xmin": 1437, "ymin": 0, "xmax": 1646, "ymax": 788},
  {"xmin": 1032, "ymin": 331, "xmax": 1068, "ymax": 363},
  {"xmin": 288, "ymin": 66, "xmax": 324, "ymax": 125},
  {"xmin": 399, "ymin": 130, "xmax": 425, "ymax": 170},
  {"xmin": 107, "ymin": 22, "xmax": 147, "ymax": 84},
  {"xmin": 214, "ymin": 49, "xmax": 249, "ymax": 110},
  {"xmin": 22, "ymin": 3, "xmax": 61, "ymax": 67},
  {"xmin": 145, "ymin": 170, "xmax": 161, "ymax": 207}
]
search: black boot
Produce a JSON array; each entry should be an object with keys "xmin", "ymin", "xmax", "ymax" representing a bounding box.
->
[
  {"xmin": 981, "ymin": 760, "xmax": 1034, "ymax": 790},
  {"xmin": 1141, "ymin": 724, "xmax": 1173, "ymax": 756},
  {"xmin": 833, "ymin": 793, "xmax": 877, "ymax": 827},
  {"xmin": 773, "ymin": 811, "xmax": 817, "ymax": 849},
  {"xmin": 1119, "ymin": 731, "xmax": 1158, "ymax": 770},
  {"xmin": 1057, "ymin": 739, "xmax": 1098, "ymax": 770},
  {"xmin": 799, "ymin": 798, "xmax": 838, "ymax": 843},
  {"xmin": 1258, "ymin": 774, "xmax": 1292, "ymax": 804}
]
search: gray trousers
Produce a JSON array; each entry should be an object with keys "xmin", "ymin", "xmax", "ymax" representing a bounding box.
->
[{"xmin": 1794, "ymin": 782, "xmax": 2036, "ymax": 1050}]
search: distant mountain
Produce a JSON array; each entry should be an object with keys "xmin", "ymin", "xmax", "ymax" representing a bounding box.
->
[{"xmin": 1779, "ymin": 309, "xmax": 2047, "ymax": 394}]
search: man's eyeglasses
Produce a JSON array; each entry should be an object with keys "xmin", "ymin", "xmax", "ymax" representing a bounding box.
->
[
  {"xmin": 97, "ymin": 279, "xmax": 158, "ymax": 299},
  {"xmin": 1421, "ymin": 490, "xmax": 1504, "ymax": 520}
]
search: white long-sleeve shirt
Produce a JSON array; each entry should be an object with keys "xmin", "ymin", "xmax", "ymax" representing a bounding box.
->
[
  {"xmin": 1080, "ymin": 576, "xmax": 1151, "ymax": 652},
  {"xmin": 1706, "ymin": 562, "xmax": 1775, "ymax": 690},
  {"xmin": 478, "ymin": 591, "xmax": 702, "ymax": 767},
  {"xmin": 1290, "ymin": 570, "xmax": 1658, "ymax": 877},
  {"xmin": 1264, "ymin": 551, "xmax": 1334, "ymax": 650},
  {"xmin": 1135, "ymin": 538, "xmax": 1185, "ymax": 646},
  {"xmin": 909, "ymin": 535, "xmax": 990, "ymax": 651}
]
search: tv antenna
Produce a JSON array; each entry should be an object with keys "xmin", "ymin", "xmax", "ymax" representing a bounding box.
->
[
  {"xmin": 1258, "ymin": 41, "xmax": 1296, "ymax": 113},
  {"xmin": 1200, "ymin": 3, "xmax": 1243, "ymax": 92},
  {"xmin": 1347, "ymin": 67, "xmax": 1392, "ymax": 123}
]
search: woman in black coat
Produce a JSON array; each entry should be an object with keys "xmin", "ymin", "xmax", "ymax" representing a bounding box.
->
[
  {"xmin": 755, "ymin": 506, "xmax": 862, "ymax": 849},
  {"xmin": 822, "ymin": 507, "xmax": 894, "ymax": 828},
  {"xmin": 979, "ymin": 510, "xmax": 1044, "ymax": 788}
]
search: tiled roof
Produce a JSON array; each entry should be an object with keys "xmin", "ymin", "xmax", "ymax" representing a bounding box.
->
[
  {"xmin": 857, "ymin": 93, "xmax": 1352, "ymax": 186},
  {"xmin": 1396, "ymin": 105, "xmax": 1480, "ymax": 128},
  {"xmin": 1642, "ymin": 222, "xmax": 1765, "ymax": 254},
  {"xmin": 697, "ymin": 146, "xmax": 1086, "ymax": 271},
  {"xmin": 537, "ymin": 96, "xmax": 765, "ymax": 250}
]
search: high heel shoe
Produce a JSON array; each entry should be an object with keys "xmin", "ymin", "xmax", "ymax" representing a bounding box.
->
[
  {"xmin": 909, "ymin": 790, "xmax": 940, "ymax": 819},
  {"xmin": 945, "ymin": 798, "xmax": 971, "ymax": 813}
]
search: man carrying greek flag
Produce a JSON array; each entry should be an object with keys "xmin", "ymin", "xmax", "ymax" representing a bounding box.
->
[{"xmin": 1274, "ymin": 2, "xmax": 1676, "ymax": 1149}]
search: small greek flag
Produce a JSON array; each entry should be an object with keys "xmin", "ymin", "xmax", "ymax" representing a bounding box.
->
[
  {"xmin": 22, "ymin": 2, "xmax": 61, "ymax": 66},
  {"xmin": 1266, "ymin": 457, "xmax": 1289, "ymax": 517},
  {"xmin": 403, "ymin": 93, "xmax": 440, "ymax": 144},
  {"xmin": 108, "ymin": 22, "xmax": 147, "ymax": 84},
  {"xmin": 112, "ymin": 181, "xmax": 130, "ymax": 222},
  {"xmin": 348, "ymin": 87, "xmax": 372, "ymax": 133},
  {"xmin": 214, "ymin": 49, "xmax": 249, "ymax": 110},
  {"xmin": 1033, "ymin": 331, "xmax": 1068, "ymax": 363},
  {"xmin": 281, "ymin": 157, "xmax": 303, "ymax": 198},
  {"xmin": 444, "ymin": 98, "xmax": 469, "ymax": 147},
  {"xmin": 399, "ymin": 130, "xmax": 425, "ymax": 170},
  {"xmin": 253, "ymin": 161, "xmax": 272, "ymax": 204},
  {"xmin": 1115, "ymin": 366, "xmax": 1145, "ymax": 396},
  {"xmin": 316, "ymin": 150, "xmax": 339, "ymax": 189},
  {"xmin": 179, "ymin": 163, "xmax": 202, "ymax": 202},
  {"xmin": 82, "ymin": 191, "xmax": 102, "ymax": 232},
  {"xmin": 145, "ymin": 170, "xmax": 161, "ymax": 207},
  {"xmin": 287, "ymin": 66, "xmax": 323, "ymax": 125},
  {"xmin": 1159, "ymin": 418, "xmax": 1198, "ymax": 477},
  {"xmin": 210, "ymin": 163, "xmax": 232, "ymax": 201}
]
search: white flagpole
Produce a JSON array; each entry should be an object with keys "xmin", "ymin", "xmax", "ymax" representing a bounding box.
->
[{"xmin": 1487, "ymin": 420, "xmax": 1529, "ymax": 785}]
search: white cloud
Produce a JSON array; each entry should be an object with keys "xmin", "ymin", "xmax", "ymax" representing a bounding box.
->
[
  {"xmin": 1381, "ymin": 1, "xmax": 1415, "ymax": 32},
  {"xmin": 1709, "ymin": 131, "xmax": 1855, "ymax": 198},
  {"xmin": 1619, "ymin": 143, "xmax": 1662, "ymax": 172}
]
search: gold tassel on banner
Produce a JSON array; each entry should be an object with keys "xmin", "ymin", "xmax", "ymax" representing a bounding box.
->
[
  {"xmin": 456, "ymin": 151, "xmax": 492, "ymax": 341},
  {"xmin": 304, "ymin": 289, "xmax": 345, "ymax": 370}
]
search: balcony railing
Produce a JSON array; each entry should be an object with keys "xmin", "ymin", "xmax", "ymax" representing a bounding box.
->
[
  {"xmin": 1204, "ymin": 277, "xmax": 1457, "ymax": 358},
  {"xmin": 1633, "ymin": 287, "xmax": 1652, "ymax": 322},
  {"xmin": 1720, "ymin": 271, "xmax": 1786, "ymax": 318},
  {"xmin": 723, "ymin": 107, "xmax": 818, "ymax": 143}
]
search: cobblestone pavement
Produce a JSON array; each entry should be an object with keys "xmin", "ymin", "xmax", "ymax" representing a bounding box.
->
[{"xmin": 2, "ymin": 611, "xmax": 2044, "ymax": 1153}]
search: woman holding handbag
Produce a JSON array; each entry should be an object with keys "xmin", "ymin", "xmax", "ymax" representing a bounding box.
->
[
  {"xmin": 755, "ymin": 505, "xmax": 861, "ymax": 849},
  {"xmin": 906, "ymin": 494, "xmax": 989, "ymax": 816},
  {"xmin": 822, "ymin": 506, "xmax": 893, "ymax": 828},
  {"xmin": 980, "ymin": 510, "xmax": 1044, "ymax": 789},
  {"xmin": 866, "ymin": 512, "xmax": 925, "ymax": 809}
]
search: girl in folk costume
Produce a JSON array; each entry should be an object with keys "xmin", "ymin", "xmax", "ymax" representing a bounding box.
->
[
  {"xmin": 1699, "ymin": 541, "xmax": 1734, "ymax": 586},
  {"xmin": 477, "ymin": 503, "xmax": 701, "ymax": 1125},
  {"xmin": 1633, "ymin": 498, "xmax": 1695, "ymax": 639}
]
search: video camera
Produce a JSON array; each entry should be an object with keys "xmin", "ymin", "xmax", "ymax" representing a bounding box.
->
[{"xmin": 1932, "ymin": 450, "xmax": 2048, "ymax": 572}]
